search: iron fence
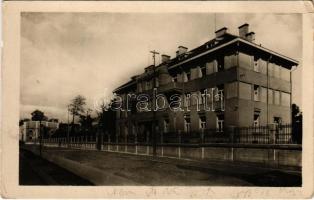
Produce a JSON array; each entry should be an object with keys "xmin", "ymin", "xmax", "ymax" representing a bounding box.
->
[{"xmin": 30, "ymin": 124, "xmax": 301, "ymax": 146}]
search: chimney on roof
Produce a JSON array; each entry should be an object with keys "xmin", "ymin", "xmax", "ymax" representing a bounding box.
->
[
  {"xmin": 246, "ymin": 32, "xmax": 255, "ymax": 42},
  {"xmin": 161, "ymin": 54, "xmax": 171, "ymax": 63},
  {"xmin": 176, "ymin": 46, "xmax": 188, "ymax": 56},
  {"xmin": 238, "ymin": 23, "xmax": 249, "ymax": 38},
  {"xmin": 215, "ymin": 27, "xmax": 228, "ymax": 38}
]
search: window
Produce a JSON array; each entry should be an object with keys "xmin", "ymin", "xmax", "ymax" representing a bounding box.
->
[
  {"xmin": 253, "ymin": 113, "xmax": 260, "ymax": 127},
  {"xmin": 164, "ymin": 119, "xmax": 169, "ymax": 133},
  {"xmin": 155, "ymin": 78, "xmax": 159, "ymax": 87},
  {"xmin": 205, "ymin": 88, "xmax": 213, "ymax": 108},
  {"xmin": 214, "ymin": 88, "xmax": 219, "ymax": 102},
  {"xmin": 281, "ymin": 68, "xmax": 290, "ymax": 81},
  {"xmin": 281, "ymin": 92, "xmax": 290, "ymax": 106},
  {"xmin": 238, "ymin": 53, "xmax": 252, "ymax": 70},
  {"xmin": 253, "ymin": 59, "xmax": 259, "ymax": 72},
  {"xmin": 172, "ymin": 76, "xmax": 177, "ymax": 82},
  {"xmin": 185, "ymin": 93, "xmax": 191, "ymax": 107},
  {"xmin": 124, "ymin": 125, "xmax": 128, "ymax": 136},
  {"xmin": 274, "ymin": 90, "xmax": 280, "ymax": 105},
  {"xmin": 268, "ymin": 63, "xmax": 274, "ymax": 77},
  {"xmin": 201, "ymin": 65, "xmax": 206, "ymax": 77},
  {"xmin": 132, "ymin": 124, "xmax": 136, "ymax": 135},
  {"xmin": 273, "ymin": 117, "xmax": 282, "ymax": 125},
  {"xmin": 259, "ymin": 59, "xmax": 267, "ymax": 74},
  {"xmin": 274, "ymin": 65, "xmax": 280, "ymax": 78},
  {"xmin": 186, "ymin": 71, "xmax": 191, "ymax": 81},
  {"xmin": 199, "ymin": 115, "xmax": 206, "ymax": 130},
  {"xmin": 226, "ymin": 82, "xmax": 237, "ymax": 99},
  {"xmin": 200, "ymin": 89, "xmax": 206, "ymax": 105},
  {"xmin": 253, "ymin": 85, "xmax": 260, "ymax": 101},
  {"xmin": 215, "ymin": 85, "xmax": 224, "ymax": 101},
  {"xmin": 138, "ymin": 83, "xmax": 142, "ymax": 93},
  {"xmin": 182, "ymin": 72, "xmax": 189, "ymax": 82},
  {"xmin": 217, "ymin": 56, "xmax": 224, "ymax": 72},
  {"xmin": 239, "ymin": 82, "xmax": 252, "ymax": 100},
  {"xmin": 146, "ymin": 81, "xmax": 151, "ymax": 90},
  {"xmin": 216, "ymin": 114, "xmax": 224, "ymax": 133},
  {"xmin": 213, "ymin": 60, "xmax": 218, "ymax": 73},
  {"xmin": 214, "ymin": 86, "xmax": 224, "ymax": 110},
  {"xmin": 224, "ymin": 55, "xmax": 234, "ymax": 69},
  {"xmin": 268, "ymin": 89, "xmax": 273, "ymax": 104},
  {"xmin": 206, "ymin": 61, "xmax": 214, "ymax": 75},
  {"xmin": 260, "ymin": 87, "xmax": 267, "ymax": 103},
  {"xmin": 184, "ymin": 115, "xmax": 191, "ymax": 133}
]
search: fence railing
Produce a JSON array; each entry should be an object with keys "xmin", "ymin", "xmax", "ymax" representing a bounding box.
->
[{"xmin": 25, "ymin": 124, "xmax": 301, "ymax": 147}]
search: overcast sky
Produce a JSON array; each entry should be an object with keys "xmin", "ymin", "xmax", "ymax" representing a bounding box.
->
[{"xmin": 20, "ymin": 13, "xmax": 302, "ymax": 122}]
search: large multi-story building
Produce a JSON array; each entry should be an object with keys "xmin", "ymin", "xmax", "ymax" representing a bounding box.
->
[{"xmin": 113, "ymin": 23, "xmax": 298, "ymax": 139}]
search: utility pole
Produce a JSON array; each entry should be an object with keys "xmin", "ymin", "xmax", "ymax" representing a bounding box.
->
[
  {"xmin": 67, "ymin": 105, "xmax": 70, "ymax": 147},
  {"xmin": 86, "ymin": 108, "xmax": 92, "ymax": 140},
  {"xmin": 150, "ymin": 50, "xmax": 159, "ymax": 157},
  {"xmin": 39, "ymin": 120, "xmax": 42, "ymax": 156}
]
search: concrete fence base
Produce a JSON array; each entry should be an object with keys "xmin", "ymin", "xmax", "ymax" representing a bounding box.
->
[{"xmin": 41, "ymin": 141, "xmax": 302, "ymax": 169}]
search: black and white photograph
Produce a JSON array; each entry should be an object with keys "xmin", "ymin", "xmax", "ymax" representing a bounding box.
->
[{"xmin": 1, "ymin": 1, "xmax": 314, "ymax": 198}]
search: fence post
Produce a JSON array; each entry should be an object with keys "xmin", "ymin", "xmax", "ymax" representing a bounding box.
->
[
  {"xmin": 228, "ymin": 126, "xmax": 235, "ymax": 161},
  {"xmin": 161, "ymin": 131, "xmax": 164, "ymax": 157},
  {"xmin": 116, "ymin": 134, "xmax": 119, "ymax": 151},
  {"xmin": 125, "ymin": 134, "xmax": 128, "ymax": 153},
  {"xmin": 146, "ymin": 131, "xmax": 149, "ymax": 155},
  {"xmin": 85, "ymin": 135, "xmax": 87, "ymax": 149},
  {"xmin": 101, "ymin": 133, "xmax": 103, "ymax": 151},
  {"xmin": 135, "ymin": 131, "xmax": 138, "ymax": 155},
  {"xmin": 201, "ymin": 129, "xmax": 204, "ymax": 159},
  {"xmin": 269, "ymin": 124, "xmax": 276, "ymax": 144},
  {"xmin": 268, "ymin": 124, "xmax": 277, "ymax": 163},
  {"xmin": 108, "ymin": 133, "xmax": 110, "ymax": 151},
  {"xmin": 178, "ymin": 130, "xmax": 181, "ymax": 159}
]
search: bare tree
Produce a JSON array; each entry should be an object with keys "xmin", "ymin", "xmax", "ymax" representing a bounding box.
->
[{"xmin": 68, "ymin": 95, "xmax": 86, "ymax": 125}]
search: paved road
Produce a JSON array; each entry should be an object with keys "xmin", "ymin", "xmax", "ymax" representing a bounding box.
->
[
  {"xmin": 19, "ymin": 149, "xmax": 93, "ymax": 185},
  {"xmin": 21, "ymin": 145, "xmax": 301, "ymax": 186}
]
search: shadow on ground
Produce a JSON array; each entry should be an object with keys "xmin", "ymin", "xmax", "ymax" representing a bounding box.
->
[{"xmin": 19, "ymin": 149, "xmax": 93, "ymax": 185}]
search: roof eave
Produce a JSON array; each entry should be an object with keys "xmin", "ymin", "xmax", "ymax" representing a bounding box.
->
[{"xmin": 168, "ymin": 38, "xmax": 298, "ymax": 70}]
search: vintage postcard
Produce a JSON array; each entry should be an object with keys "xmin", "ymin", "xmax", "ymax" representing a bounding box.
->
[{"xmin": 1, "ymin": 1, "xmax": 314, "ymax": 199}]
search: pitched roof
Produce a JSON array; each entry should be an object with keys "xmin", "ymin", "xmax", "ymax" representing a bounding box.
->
[{"xmin": 114, "ymin": 33, "xmax": 298, "ymax": 93}]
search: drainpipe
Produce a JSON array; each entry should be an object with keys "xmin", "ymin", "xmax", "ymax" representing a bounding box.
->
[
  {"xmin": 266, "ymin": 55, "xmax": 273, "ymax": 126},
  {"xmin": 236, "ymin": 41, "xmax": 240, "ymax": 127}
]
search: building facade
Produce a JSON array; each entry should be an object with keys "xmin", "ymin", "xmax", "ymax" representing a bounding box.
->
[
  {"xmin": 113, "ymin": 23, "xmax": 298, "ymax": 139},
  {"xmin": 19, "ymin": 120, "xmax": 59, "ymax": 142}
]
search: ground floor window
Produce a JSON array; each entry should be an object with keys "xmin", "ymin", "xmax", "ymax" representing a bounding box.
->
[
  {"xmin": 274, "ymin": 116, "xmax": 282, "ymax": 125},
  {"xmin": 216, "ymin": 114, "xmax": 224, "ymax": 133},
  {"xmin": 184, "ymin": 115, "xmax": 191, "ymax": 133},
  {"xmin": 199, "ymin": 115, "xmax": 206, "ymax": 130},
  {"xmin": 132, "ymin": 124, "xmax": 136, "ymax": 135},
  {"xmin": 163, "ymin": 119, "xmax": 169, "ymax": 133},
  {"xmin": 253, "ymin": 113, "xmax": 260, "ymax": 127}
]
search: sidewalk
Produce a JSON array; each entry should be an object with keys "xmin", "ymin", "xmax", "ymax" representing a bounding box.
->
[
  {"xmin": 19, "ymin": 148, "xmax": 93, "ymax": 185},
  {"xmin": 22, "ymin": 145, "xmax": 301, "ymax": 186}
]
